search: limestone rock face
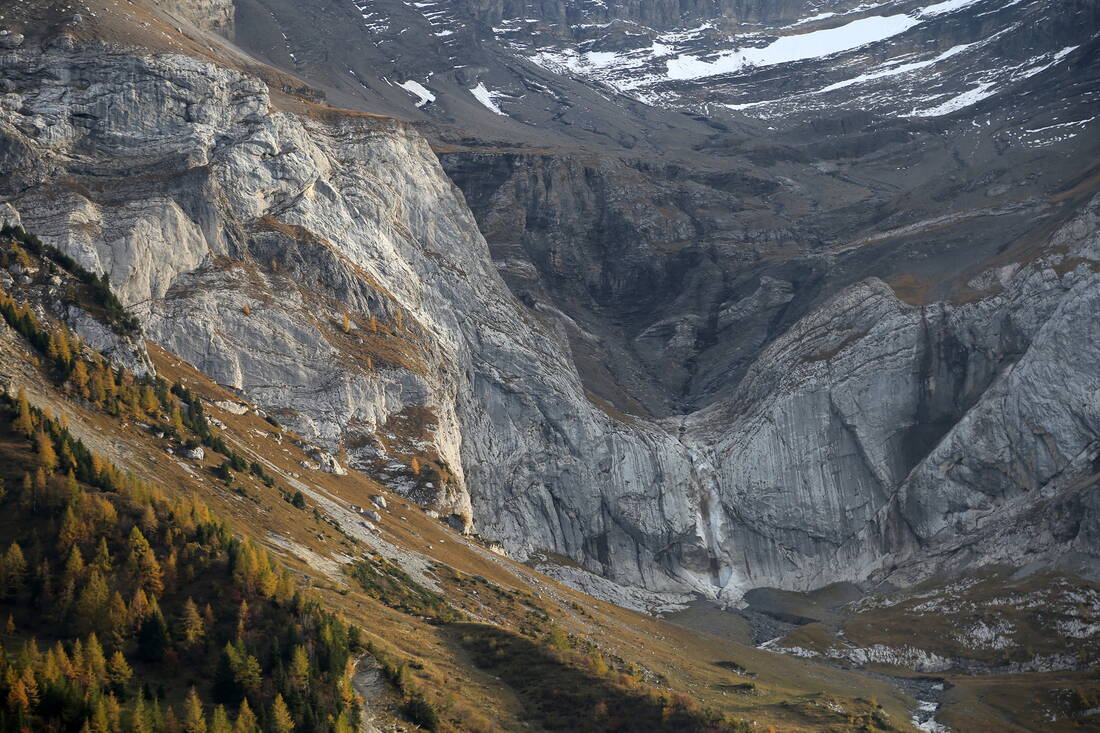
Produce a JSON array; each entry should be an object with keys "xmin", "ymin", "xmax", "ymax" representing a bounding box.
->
[
  {"xmin": 161, "ymin": 0, "xmax": 233, "ymax": 34},
  {"xmin": 2, "ymin": 41, "xmax": 1099, "ymax": 601}
]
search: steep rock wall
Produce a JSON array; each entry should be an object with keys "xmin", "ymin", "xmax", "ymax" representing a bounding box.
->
[{"xmin": 2, "ymin": 41, "xmax": 1098, "ymax": 601}]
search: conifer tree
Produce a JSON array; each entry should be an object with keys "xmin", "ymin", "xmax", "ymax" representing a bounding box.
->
[
  {"xmin": 210, "ymin": 705, "xmax": 232, "ymax": 733},
  {"xmin": 141, "ymin": 385, "xmax": 159, "ymax": 414},
  {"xmin": 289, "ymin": 645, "xmax": 309, "ymax": 690},
  {"xmin": 130, "ymin": 693, "xmax": 152, "ymax": 733},
  {"xmin": 1, "ymin": 542, "xmax": 26, "ymax": 598},
  {"xmin": 235, "ymin": 600, "xmax": 249, "ymax": 640},
  {"xmin": 85, "ymin": 633, "xmax": 108, "ymax": 686},
  {"xmin": 92, "ymin": 537, "xmax": 112, "ymax": 573},
  {"xmin": 75, "ymin": 570, "xmax": 110, "ymax": 633},
  {"xmin": 19, "ymin": 471, "xmax": 32, "ymax": 510},
  {"xmin": 233, "ymin": 699, "xmax": 257, "ymax": 733},
  {"xmin": 106, "ymin": 591, "xmax": 129, "ymax": 649},
  {"xmin": 270, "ymin": 693, "xmax": 294, "ymax": 733},
  {"xmin": 171, "ymin": 407, "xmax": 185, "ymax": 434},
  {"xmin": 65, "ymin": 470, "xmax": 81, "ymax": 504},
  {"xmin": 137, "ymin": 608, "xmax": 170, "ymax": 662},
  {"xmin": 71, "ymin": 359, "xmax": 90, "ymax": 398},
  {"xmin": 181, "ymin": 597, "xmax": 205, "ymax": 647},
  {"xmin": 183, "ymin": 687, "xmax": 207, "ymax": 733},
  {"xmin": 13, "ymin": 388, "xmax": 34, "ymax": 436},
  {"xmin": 35, "ymin": 429, "xmax": 58, "ymax": 473},
  {"xmin": 107, "ymin": 650, "xmax": 132, "ymax": 690}
]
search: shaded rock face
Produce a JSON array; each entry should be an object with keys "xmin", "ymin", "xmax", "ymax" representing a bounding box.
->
[
  {"xmin": 464, "ymin": 0, "xmax": 861, "ymax": 31},
  {"xmin": 2, "ymin": 40, "xmax": 1100, "ymax": 602}
]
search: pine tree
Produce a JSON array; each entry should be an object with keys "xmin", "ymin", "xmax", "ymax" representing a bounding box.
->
[
  {"xmin": 65, "ymin": 470, "xmax": 81, "ymax": 504},
  {"xmin": 127, "ymin": 527, "xmax": 163, "ymax": 594},
  {"xmin": 75, "ymin": 570, "xmax": 110, "ymax": 633},
  {"xmin": 106, "ymin": 591, "xmax": 129, "ymax": 648},
  {"xmin": 270, "ymin": 693, "xmax": 294, "ymax": 733},
  {"xmin": 1, "ymin": 542, "xmax": 27, "ymax": 598},
  {"xmin": 85, "ymin": 633, "xmax": 108, "ymax": 686},
  {"xmin": 13, "ymin": 388, "xmax": 34, "ymax": 436},
  {"xmin": 341, "ymin": 314, "xmax": 351, "ymax": 333},
  {"xmin": 62, "ymin": 545, "xmax": 85, "ymax": 585},
  {"xmin": 105, "ymin": 694, "xmax": 123, "ymax": 733},
  {"xmin": 410, "ymin": 457, "xmax": 420, "ymax": 476},
  {"xmin": 137, "ymin": 609, "xmax": 170, "ymax": 662},
  {"xmin": 235, "ymin": 600, "xmax": 249, "ymax": 640},
  {"xmin": 19, "ymin": 471, "xmax": 33, "ymax": 510},
  {"xmin": 90, "ymin": 367, "xmax": 107, "ymax": 405},
  {"xmin": 171, "ymin": 407, "xmax": 185, "ymax": 434},
  {"xmin": 71, "ymin": 359, "xmax": 90, "ymax": 398},
  {"xmin": 6, "ymin": 677, "xmax": 29, "ymax": 714},
  {"xmin": 107, "ymin": 649, "xmax": 132, "ymax": 690},
  {"xmin": 58, "ymin": 505, "xmax": 85, "ymax": 549},
  {"xmin": 130, "ymin": 691, "xmax": 152, "ymax": 733},
  {"xmin": 289, "ymin": 645, "xmax": 309, "ymax": 690},
  {"xmin": 182, "ymin": 687, "xmax": 207, "ymax": 733},
  {"xmin": 210, "ymin": 706, "xmax": 232, "ymax": 733},
  {"xmin": 141, "ymin": 386, "xmax": 159, "ymax": 414},
  {"xmin": 20, "ymin": 665, "xmax": 40, "ymax": 708},
  {"xmin": 181, "ymin": 597, "xmax": 205, "ymax": 647},
  {"xmin": 163, "ymin": 707, "xmax": 181, "ymax": 733},
  {"xmin": 233, "ymin": 699, "xmax": 257, "ymax": 733},
  {"xmin": 35, "ymin": 429, "xmax": 58, "ymax": 473},
  {"xmin": 88, "ymin": 693, "xmax": 111, "ymax": 732},
  {"xmin": 128, "ymin": 589, "xmax": 150, "ymax": 630},
  {"xmin": 92, "ymin": 538, "xmax": 113, "ymax": 574}
]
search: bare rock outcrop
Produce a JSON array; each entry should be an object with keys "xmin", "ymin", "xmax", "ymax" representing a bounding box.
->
[{"xmin": 2, "ymin": 40, "xmax": 1098, "ymax": 602}]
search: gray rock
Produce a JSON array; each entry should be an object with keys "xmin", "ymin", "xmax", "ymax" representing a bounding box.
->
[
  {"xmin": 308, "ymin": 448, "xmax": 347, "ymax": 475},
  {"xmin": 2, "ymin": 41, "xmax": 1098, "ymax": 604},
  {"xmin": 183, "ymin": 445, "xmax": 205, "ymax": 460},
  {"xmin": 370, "ymin": 494, "xmax": 387, "ymax": 509},
  {"xmin": 0, "ymin": 203, "xmax": 21, "ymax": 229}
]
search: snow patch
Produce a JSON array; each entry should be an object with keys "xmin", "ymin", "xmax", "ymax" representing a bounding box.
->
[
  {"xmin": 667, "ymin": 14, "xmax": 920, "ymax": 81},
  {"xmin": 469, "ymin": 82, "xmax": 507, "ymax": 115},
  {"xmin": 397, "ymin": 79, "xmax": 435, "ymax": 107}
]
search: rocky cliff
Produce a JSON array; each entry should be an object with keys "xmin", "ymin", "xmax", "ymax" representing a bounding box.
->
[{"xmin": 2, "ymin": 0, "xmax": 1099, "ymax": 604}]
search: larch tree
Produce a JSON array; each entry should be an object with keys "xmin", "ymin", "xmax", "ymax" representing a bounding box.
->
[
  {"xmin": 71, "ymin": 360, "xmax": 90, "ymax": 398},
  {"xmin": 210, "ymin": 705, "xmax": 232, "ymax": 733},
  {"xmin": 289, "ymin": 645, "xmax": 309, "ymax": 690},
  {"xmin": 182, "ymin": 687, "xmax": 207, "ymax": 733},
  {"xmin": 270, "ymin": 693, "xmax": 294, "ymax": 733},
  {"xmin": 107, "ymin": 650, "xmax": 132, "ymax": 689},
  {"xmin": 35, "ymin": 430, "xmax": 58, "ymax": 473},
  {"xmin": 13, "ymin": 388, "xmax": 34, "ymax": 436},
  {"xmin": 181, "ymin": 597, "xmax": 205, "ymax": 647},
  {"xmin": 233, "ymin": 699, "xmax": 258, "ymax": 733}
]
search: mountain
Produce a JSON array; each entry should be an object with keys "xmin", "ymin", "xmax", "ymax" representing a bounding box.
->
[
  {"xmin": 0, "ymin": 0, "xmax": 1099, "ymax": 729},
  {"xmin": 133, "ymin": 0, "xmax": 1100, "ymax": 598}
]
